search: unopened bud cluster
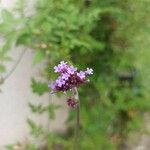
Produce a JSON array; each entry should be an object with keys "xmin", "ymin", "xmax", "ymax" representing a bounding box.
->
[{"xmin": 67, "ymin": 98, "xmax": 78, "ymax": 108}]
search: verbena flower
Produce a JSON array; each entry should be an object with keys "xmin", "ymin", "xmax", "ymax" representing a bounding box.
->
[{"xmin": 49, "ymin": 61, "xmax": 93, "ymax": 93}]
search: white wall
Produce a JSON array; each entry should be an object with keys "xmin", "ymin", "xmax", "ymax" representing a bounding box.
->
[{"xmin": 0, "ymin": 0, "xmax": 68, "ymax": 148}]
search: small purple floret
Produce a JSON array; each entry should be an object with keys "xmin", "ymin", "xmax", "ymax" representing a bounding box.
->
[
  {"xmin": 54, "ymin": 61, "xmax": 68, "ymax": 73},
  {"xmin": 62, "ymin": 73, "xmax": 70, "ymax": 80},
  {"xmin": 56, "ymin": 77, "xmax": 66, "ymax": 87},
  {"xmin": 48, "ymin": 82, "xmax": 56, "ymax": 90},
  {"xmin": 77, "ymin": 71, "xmax": 85, "ymax": 79},
  {"xmin": 85, "ymin": 68, "xmax": 93, "ymax": 75},
  {"xmin": 67, "ymin": 66, "xmax": 77, "ymax": 75}
]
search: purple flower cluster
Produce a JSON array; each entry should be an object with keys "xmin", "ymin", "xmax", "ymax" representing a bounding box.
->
[{"xmin": 49, "ymin": 61, "xmax": 93, "ymax": 93}]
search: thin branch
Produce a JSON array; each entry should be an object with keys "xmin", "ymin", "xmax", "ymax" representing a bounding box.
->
[
  {"xmin": 2, "ymin": 48, "xmax": 27, "ymax": 82},
  {"xmin": 72, "ymin": 87, "xmax": 79, "ymax": 100}
]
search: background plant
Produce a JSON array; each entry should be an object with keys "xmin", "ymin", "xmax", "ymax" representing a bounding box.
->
[{"xmin": 0, "ymin": 0, "xmax": 150, "ymax": 149}]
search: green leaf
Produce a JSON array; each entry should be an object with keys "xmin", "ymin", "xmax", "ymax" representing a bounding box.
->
[
  {"xmin": 28, "ymin": 102, "xmax": 46, "ymax": 114},
  {"xmin": 27, "ymin": 118, "xmax": 43, "ymax": 138},
  {"xmin": 26, "ymin": 145, "xmax": 37, "ymax": 150},
  {"xmin": 31, "ymin": 78, "xmax": 49, "ymax": 96},
  {"xmin": 0, "ymin": 64, "xmax": 6, "ymax": 73},
  {"xmin": 33, "ymin": 50, "xmax": 45, "ymax": 65},
  {"xmin": 1, "ymin": 9, "xmax": 14, "ymax": 22},
  {"xmin": 1, "ymin": 56, "xmax": 12, "ymax": 62},
  {"xmin": 5, "ymin": 145, "xmax": 14, "ymax": 150},
  {"xmin": 47, "ymin": 104, "xmax": 61, "ymax": 119}
]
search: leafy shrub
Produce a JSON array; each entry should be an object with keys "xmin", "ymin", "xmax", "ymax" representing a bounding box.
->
[{"xmin": 1, "ymin": 0, "xmax": 150, "ymax": 149}]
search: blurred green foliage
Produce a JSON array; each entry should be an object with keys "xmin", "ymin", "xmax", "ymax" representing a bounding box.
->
[{"xmin": 1, "ymin": 0, "xmax": 150, "ymax": 149}]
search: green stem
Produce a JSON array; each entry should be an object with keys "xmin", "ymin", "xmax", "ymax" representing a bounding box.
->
[{"xmin": 72, "ymin": 87, "xmax": 80, "ymax": 150}]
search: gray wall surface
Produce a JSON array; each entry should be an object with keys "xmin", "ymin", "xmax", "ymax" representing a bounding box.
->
[{"xmin": 0, "ymin": 0, "xmax": 68, "ymax": 148}]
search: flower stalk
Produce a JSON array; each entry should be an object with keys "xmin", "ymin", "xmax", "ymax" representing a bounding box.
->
[
  {"xmin": 49, "ymin": 61, "xmax": 93, "ymax": 150},
  {"xmin": 72, "ymin": 87, "xmax": 80, "ymax": 150}
]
